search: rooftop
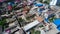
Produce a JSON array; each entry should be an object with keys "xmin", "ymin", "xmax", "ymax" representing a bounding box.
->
[{"xmin": 36, "ymin": 16, "xmax": 44, "ymax": 22}]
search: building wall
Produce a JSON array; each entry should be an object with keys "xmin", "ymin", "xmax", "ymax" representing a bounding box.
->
[
  {"xmin": 50, "ymin": 0, "xmax": 57, "ymax": 5},
  {"xmin": 56, "ymin": 0, "xmax": 60, "ymax": 6}
]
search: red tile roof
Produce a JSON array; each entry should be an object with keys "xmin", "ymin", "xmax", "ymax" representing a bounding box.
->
[{"xmin": 36, "ymin": 16, "xmax": 44, "ymax": 22}]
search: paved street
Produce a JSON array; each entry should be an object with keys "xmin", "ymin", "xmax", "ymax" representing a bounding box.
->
[{"xmin": 46, "ymin": 23, "xmax": 59, "ymax": 34}]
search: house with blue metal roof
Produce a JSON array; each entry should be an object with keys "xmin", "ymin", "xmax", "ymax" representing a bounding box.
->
[{"xmin": 53, "ymin": 18, "xmax": 60, "ymax": 31}]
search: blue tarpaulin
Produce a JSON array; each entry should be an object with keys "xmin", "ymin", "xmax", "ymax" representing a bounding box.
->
[
  {"xmin": 48, "ymin": 14, "xmax": 55, "ymax": 19},
  {"xmin": 53, "ymin": 18, "xmax": 60, "ymax": 30},
  {"xmin": 34, "ymin": 3, "xmax": 43, "ymax": 7},
  {"xmin": 44, "ymin": 18, "xmax": 49, "ymax": 22},
  {"xmin": 53, "ymin": 18, "xmax": 60, "ymax": 26},
  {"xmin": 8, "ymin": 2, "xmax": 15, "ymax": 6},
  {"xmin": 44, "ymin": 14, "xmax": 55, "ymax": 23}
]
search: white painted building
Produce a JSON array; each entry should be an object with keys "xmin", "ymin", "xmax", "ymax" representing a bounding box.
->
[
  {"xmin": 23, "ymin": 20, "xmax": 40, "ymax": 31},
  {"xmin": 50, "ymin": 0, "xmax": 60, "ymax": 6},
  {"xmin": 50, "ymin": 0, "xmax": 57, "ymax": 5}
]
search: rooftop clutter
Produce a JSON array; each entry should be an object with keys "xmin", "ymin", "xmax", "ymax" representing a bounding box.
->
[{"xmin": 0, "ymin": 0, "xmax": 60, "ymax": 34}]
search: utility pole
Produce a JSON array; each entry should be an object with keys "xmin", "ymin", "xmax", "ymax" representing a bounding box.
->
[{"xmin": 13, "ymin": 10, "xmax": 22, "ymax": 27}]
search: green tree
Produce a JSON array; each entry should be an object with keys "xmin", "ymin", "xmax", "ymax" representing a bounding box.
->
[
  {"xmin": 30, "ymin": 28, "xmax": 40, "ymax": 34},
  {"xmin": 39, "ymin": 25, "xmax": 44, "ymax": 28},
  {"xmin": 26, "ymin": 17, "xmax": 30, "ymax": 21},
  {"xmin": 0, "ymin": 18, "xmax": 6, "ymax": 26},
  {"xmin": 43, "ymin": 0, "xmax": 50, "ymax": 4},
  {"xmin": 35, "ymin": 31, "xmax": 40, "ymax": 34},
  {"xmin": 18, "ymin": 18, "xmax": 25, "ymax": 22},
  {"xmin": 39, "ymin": 0, "xmax": 43, "ymax": 3},
  {"xmin": 49, "ymin": 16, "xmax": 56, "ymax": 22},
  {"xmin": 0, "ymin": 17, "xmax": 8, "ymax": 31}
]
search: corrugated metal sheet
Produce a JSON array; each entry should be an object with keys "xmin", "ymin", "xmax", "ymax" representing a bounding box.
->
[{"xmin": 23, "ymin": 20, "xmax": 40, "ymax": 31}]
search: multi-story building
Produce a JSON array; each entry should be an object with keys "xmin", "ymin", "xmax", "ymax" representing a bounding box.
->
[{"xmin": 50, "ymin": 0, "xmax": 60, "ymax": 6}]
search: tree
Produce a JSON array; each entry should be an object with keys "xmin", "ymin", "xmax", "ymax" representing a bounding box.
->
[
  {"xmin": 44, "ymin": 0, "xmax": 50, "ymax": 4},
  {"xmin": 30, "ymin": 28, "xmax": 40, "ymax": 34},
  {"xmin": 49, "ymin": 16, "xmax": 56, "ymax": 22},
  {"xmin": 26, "ymin": 16, "xmax": 31, "ymax": 20},
  {"xmin": 0, "ymin": 17, "xmax": 6, "ymax": 26},
  {"xmin": 18, "ymin": 18, "xmax": 25, "ymax": 22},
  {"xmin": 39, "ymin": 0, "xmax": 43, "ymax": 3},
  {"xmin": 0, "ymin": 17, "xmax": 8, "ymax": 31}
]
